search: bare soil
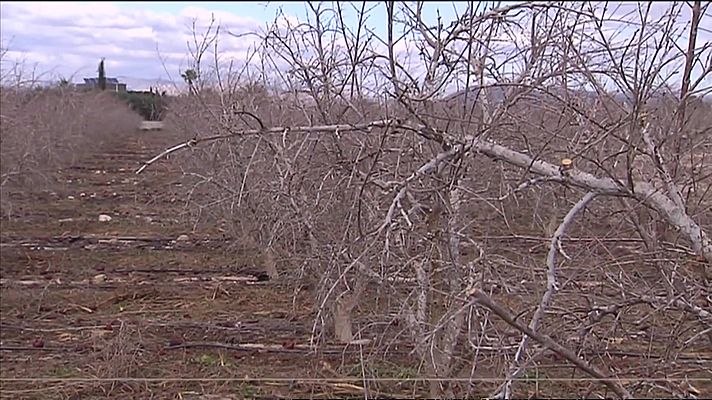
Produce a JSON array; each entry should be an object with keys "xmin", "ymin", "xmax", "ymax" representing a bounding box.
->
[{"xmin": 1, "ymin": 128, "xmax": 710, "ymax": 399}]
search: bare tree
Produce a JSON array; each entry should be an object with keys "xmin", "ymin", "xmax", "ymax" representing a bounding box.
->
[{"xmin": 146, "ymin": 2, "xmax": 711, "ymax": 398}]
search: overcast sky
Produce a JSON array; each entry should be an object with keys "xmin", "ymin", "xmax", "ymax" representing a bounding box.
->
[
  {"xmin": 0, "ymin": 1, "xmax": 465, "ymax": 89},
  {"xmin": 1, "ymin": 2, "xmax": 710, "ymax": 93},
  {"xmin": 1, "ymin": 2, "xmax": 294, "ymax": 87}
]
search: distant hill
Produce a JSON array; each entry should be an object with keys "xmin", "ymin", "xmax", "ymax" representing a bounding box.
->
[{"xmin": 440, "ymin": 85, "xmax": 711, "ymax": 106}]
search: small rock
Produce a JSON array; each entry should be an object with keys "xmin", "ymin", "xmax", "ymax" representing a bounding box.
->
[
  {"xmin": 80, "ymin": 192, "xmax": 86, "ymax": 197},
  {"xmin": 176, "ymin": 234, "xmax": 190, "ymax": 242},
  {"xmin": 67, "ymin": 196, "xmax": 75, "ymax": 200},
  {"xmin": 92, "ymin": 274, "xmax": 107, "ymax": 284},
  {"xmin": 98, "ymin": 214, "xmax": 112, "ymax": 222}
]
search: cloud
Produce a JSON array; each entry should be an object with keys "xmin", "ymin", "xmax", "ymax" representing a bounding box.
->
[
  {"xmin": 2, "ymin": 2, "xmax": 709, "ymax": 94},
  {"xmin": 0, "ymin": 2, "xmax": 264, "ymax": 89}
]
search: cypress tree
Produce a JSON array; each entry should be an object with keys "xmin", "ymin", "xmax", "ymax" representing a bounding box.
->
[{"xmin": 98, "ymin": 58, "xmax": 106, "ymax": 91}]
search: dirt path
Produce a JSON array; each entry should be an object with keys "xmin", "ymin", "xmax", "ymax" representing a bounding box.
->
[{"xmin": 0, "ymin": 130, "xmax": 390, "ymax": 399}]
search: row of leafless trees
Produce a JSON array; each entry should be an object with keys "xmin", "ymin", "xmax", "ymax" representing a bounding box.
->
[
  {"xmin": 0, "ymin": 48, "xmax": 142, "ymax": 218},
  {"xmin": 148, "ymin": 2, "xmax": 710, "ymax": 398}
]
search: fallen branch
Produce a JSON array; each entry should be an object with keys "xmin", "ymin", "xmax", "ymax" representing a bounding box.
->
[
  {"xmin": 165, "ymin": 341, "xmax": 363, "ymax": 355},
  {"xmin": 469, "ymin": 288, "xmax": 631, "ymax": 399},
  {"xmin": 498, "ymin": 191, "xmax": 599, "ymax": 398},
  {"xmin": 0, "ymin": 345, "xmax": 70, "ymax": 352},
  {"xmin": 0, "ymin": 275, "xmax": 261, "ymax": 287}
]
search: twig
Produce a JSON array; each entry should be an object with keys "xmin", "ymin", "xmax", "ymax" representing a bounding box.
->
[
  {"xmin": 497, "ymin": 176, "xmax": 565, "ymax": 201},
  {"xmin": 637, "ymin": 294, "xmax": 711, "ymax": 320},
  {"xmin": 136, "ymin": 140, "xmax": 197, "ymax": 174}
]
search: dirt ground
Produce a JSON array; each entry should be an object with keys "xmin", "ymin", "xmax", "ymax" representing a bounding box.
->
[
  {"xmin": 0, "ymin": 129, "xmax": 424, "ymax": 399},
  {"xmin": 2, "ymin": 128, "xmax": 711, "ymax": 399}
]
